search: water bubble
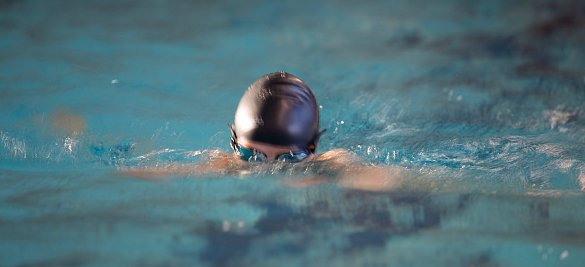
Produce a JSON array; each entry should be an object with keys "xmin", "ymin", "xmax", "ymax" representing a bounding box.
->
[
  {"xmin": 64, "ymin": 137, "xmax": 78, "ymax": 153},
  {"xmin": 111, "ymin": 79, "xmax": 119, "ymax": 84},
  {"xmin": 560, "ymin": 250, "xmax": 569, "ymax": 260},
  {"xmin": 185, "ymin": 150, "xmax": 203, "ymax": 156}
]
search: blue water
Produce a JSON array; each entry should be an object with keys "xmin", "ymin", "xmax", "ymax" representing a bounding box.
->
[{"xmin": 1, "ymin": 0, "xmax": 585, "ymax": 266}]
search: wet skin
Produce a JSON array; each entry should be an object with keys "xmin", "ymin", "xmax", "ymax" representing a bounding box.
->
[{"xmin": 121, "ymin": 141, "xmax": 417, "ymax": 192}]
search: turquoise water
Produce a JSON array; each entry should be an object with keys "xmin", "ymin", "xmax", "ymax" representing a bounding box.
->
[{"xmin": 1, "ymin": 0, "xmax": 585, "ymax": 266}]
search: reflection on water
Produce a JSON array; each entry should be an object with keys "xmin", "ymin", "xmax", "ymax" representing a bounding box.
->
[
  {"xmin": 1, "ymin": 98, "xmax": 584, "ymax": 265},
  {"xmin": 176, "ymin": 183, "xmax": 585, "ymax": 266},
  {"xmin": 2, "ymin": 0, "xmax": 585, "ymax": 265}
]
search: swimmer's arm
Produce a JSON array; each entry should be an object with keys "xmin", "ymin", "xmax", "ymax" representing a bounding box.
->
[
  {"xmin": 337, "ymin": 164, "xmax": 406, "ymax": 191},
  {"xmin": 285, "ymin": 149, "xmax": 410, "ymax": 191},
  {"xmin": 120, "ymin": 152, "xmax": 242, "ymax": 179}
]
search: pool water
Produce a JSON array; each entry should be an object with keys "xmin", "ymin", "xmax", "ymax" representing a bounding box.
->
[{"xmin": 1, "ymin": 0, "xmax": 585, "ymax": 266}]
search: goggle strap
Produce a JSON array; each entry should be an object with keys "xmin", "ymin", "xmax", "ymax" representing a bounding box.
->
[
  {"xmin": 227, "ymin": 123, "xmax": 238, "ymax": 152},
  {"xmin": 309, "ymin": 129, "xmax": 327, "ymax": 153},
  {"xmin": 229, "ymin": 123, "xmax": 323, "ymax": 158}
]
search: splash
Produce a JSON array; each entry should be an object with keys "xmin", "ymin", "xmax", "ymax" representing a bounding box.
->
[
  {"xmin": 543, "ymin": 105, "xmax": 579, "ymax": 129},
  {"xmin": 1, "ymin": 130, "xmax": 27, "ymax": 159}
]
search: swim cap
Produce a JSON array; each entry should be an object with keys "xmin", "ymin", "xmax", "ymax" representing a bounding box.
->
[{"xmin": 231, "ymin": 72, "xmax": 323, "ymax": 152}]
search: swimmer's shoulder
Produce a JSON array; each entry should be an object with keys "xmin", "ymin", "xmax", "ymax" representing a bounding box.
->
[{"xmin": 313, "ymin": 148, "xmax": 362, "ymax": 165}]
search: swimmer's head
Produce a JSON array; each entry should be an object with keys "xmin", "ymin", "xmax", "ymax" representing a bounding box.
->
[{"xmin": 230, "ymin": 72, "xmax": 325, "ymax": 160}]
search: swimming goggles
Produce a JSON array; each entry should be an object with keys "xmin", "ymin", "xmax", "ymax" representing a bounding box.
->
[{"xmin": 232, "ymin": 141, "xmax": 310, "ymax": 163}]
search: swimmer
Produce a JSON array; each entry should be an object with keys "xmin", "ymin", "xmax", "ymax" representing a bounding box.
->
[{"xmin": 124, "ymin": 72, "xmax": 417, "ymax": 191}]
